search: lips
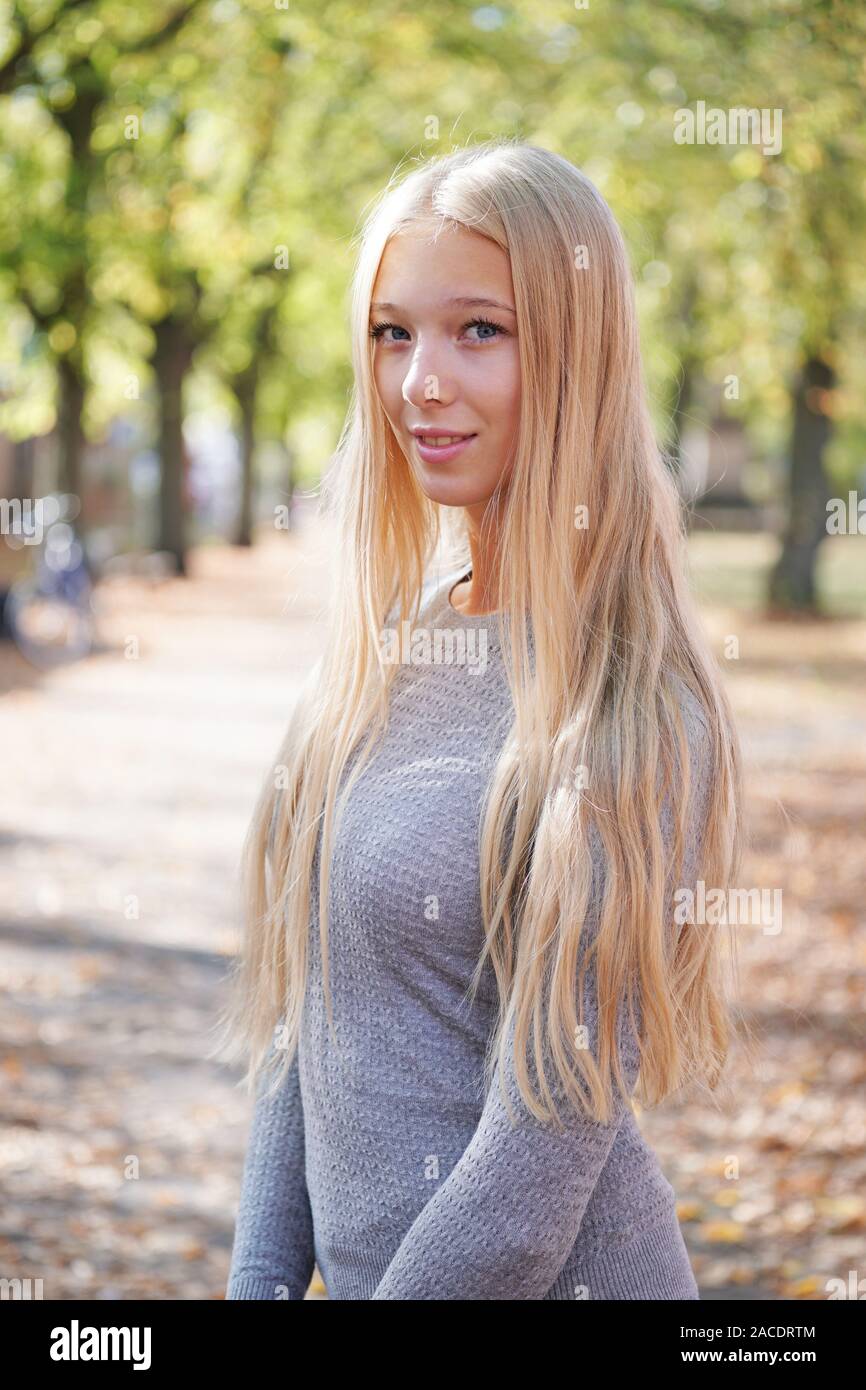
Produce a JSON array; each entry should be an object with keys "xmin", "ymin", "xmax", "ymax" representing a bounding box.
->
[
  {"xmin": 410, "ymin": 427, "xmax": 476, "ymax": 442},
  {"xmin": 412, "ymin": 432, "xmax": 477, "ymax": 464}
]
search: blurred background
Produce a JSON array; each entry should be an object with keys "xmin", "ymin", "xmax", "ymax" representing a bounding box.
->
[{"xmin": 0, "ymin": 0, "xmax": 864, "ymax": 1301}]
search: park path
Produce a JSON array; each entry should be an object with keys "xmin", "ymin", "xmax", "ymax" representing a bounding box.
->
[
  {"xmin": 0, "ymin": 516, "xmax": 333, "ymax": 1299},
  {"xmin": 0, "ymin": 520, "xmax": 863, "ymax": 1299}
]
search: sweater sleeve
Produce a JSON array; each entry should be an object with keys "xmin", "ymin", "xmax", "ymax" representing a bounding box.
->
[
  {"xmin": 371, "ymin": 694, "xmax": 713, "ymax": 1301},
  {"xmin": 225, "ymin": 1047, "xmax": 316, "ymax": 1299},
  {"xmin": 226, "ymin": 792, "xmax": 316, "ymax": 1300}
]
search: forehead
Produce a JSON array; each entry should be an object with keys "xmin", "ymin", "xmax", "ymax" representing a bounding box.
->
[{"xmin": 371, "ymin": 223, "xmax": 513, "ymax": 307}]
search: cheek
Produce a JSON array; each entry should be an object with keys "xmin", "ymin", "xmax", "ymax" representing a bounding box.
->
[
  {"xmin": 479, "ymin": 351, "xmax": 521, "ymax": 428},
  {"xmin": 373, "ymin": 351, "xmax": 402, "ymax": 401}
]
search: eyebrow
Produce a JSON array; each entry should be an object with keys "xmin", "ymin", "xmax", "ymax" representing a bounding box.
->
[{"xmin": 370, "ymin": 296, "xmax": 517, "ymax": 316}]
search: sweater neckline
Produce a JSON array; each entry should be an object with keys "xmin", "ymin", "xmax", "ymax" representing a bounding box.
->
[
  {"xmin": 423, "ymin": 565, "xmax": 534, "ymax": 653},
  {"xmin": 444, "ymin": 566, "xmax": 503, "ymax": 620}
]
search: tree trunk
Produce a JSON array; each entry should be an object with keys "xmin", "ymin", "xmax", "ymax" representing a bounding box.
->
[
  {"xmin": 233, "ymin": 374, "xmax": 256, "ymax": 547},
  {"xmin": 13, "ymin": 436, "xmax": 35, "ymax": 500},
  {"xmin": 57, "ymin": 356, "xmax": 86, "ymax": 500},
  {"xmin": 768, "ymin": 355, "xmax": 836, "ymax": 612},
  {"xmin": 153, "ymin": 317, "xmax": 194, "ymax": 575},
  {"xmin": 284, "ymin": 441, "xmax": 297, "ymax": 529}
]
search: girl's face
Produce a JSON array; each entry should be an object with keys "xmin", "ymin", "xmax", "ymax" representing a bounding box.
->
[{"xmin": 370, "ymin": 222, "xmax": 521, "ymax": 517}]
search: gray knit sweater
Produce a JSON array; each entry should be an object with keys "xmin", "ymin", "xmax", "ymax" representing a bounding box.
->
[{"xmin": 226, "ymin": 563, "xmax": 707, "ymax": 1300}]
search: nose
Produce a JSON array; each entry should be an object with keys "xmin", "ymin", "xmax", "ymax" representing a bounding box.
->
[{"xmin": 400, "ymin": 340, "xmax": 457, "ymax": 409}]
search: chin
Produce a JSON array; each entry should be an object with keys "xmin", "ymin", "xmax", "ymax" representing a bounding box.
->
[{"xmin": 415, "ymin": 475, "xmax": 497, "ymax": 509}]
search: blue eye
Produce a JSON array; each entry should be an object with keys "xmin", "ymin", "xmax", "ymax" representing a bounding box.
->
[
  {"xmin": 463, "ymin": 317, "xmax": 505, "ymax": 341},
  {"xmin": 369, "ymin": 321, "xmax": 410, "ymax": 342},
  {"xmin": 368, "ymin": 316, "xmax": 508, "ymax": 343}
]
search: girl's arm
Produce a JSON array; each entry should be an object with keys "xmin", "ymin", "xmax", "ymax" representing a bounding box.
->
[
  {"xmin": 370, "ymin": 961, "xmax": 639, "ymax": 1300},
  {"xmin": 225, "ymin": 1047, "xmax": 315, "ymax": 1299},
  {"xmin": 226, "ymin": 790, "xmax": 315, "ymax": 1300}
]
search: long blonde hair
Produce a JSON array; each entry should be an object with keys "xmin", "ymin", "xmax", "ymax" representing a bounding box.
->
[{"xmin": 213, "ymin": 138, "xmax": 744, "ymax": 1127}]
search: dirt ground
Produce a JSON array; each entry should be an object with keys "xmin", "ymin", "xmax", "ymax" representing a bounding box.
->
[{"xmin": 0, "ymin": 519, "xmax": 863, "ymax": 1301}]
